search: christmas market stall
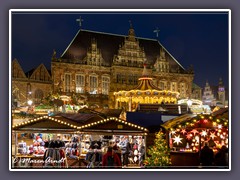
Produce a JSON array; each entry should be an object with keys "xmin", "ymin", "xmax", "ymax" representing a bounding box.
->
[
  {"xmin": 161, "ymin": 108, "xmax": 229, "ymax": 167},
  {"xmin": 74, "ymin": 108, "xmax": 149, "ymax": 167},
  {"xmin": 12, "ymin": 115, "xmax": 83, "ymax": 168},
  {"xmin": 12, "ymin": 109, "xmax": 149, "ymax": 168}
]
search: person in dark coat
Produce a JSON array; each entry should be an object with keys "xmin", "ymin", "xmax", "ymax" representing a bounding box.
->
[
  {"xmin": 214, "ymin": 145, "xmax": 228, "ymax": 167},
  {"xmin": 102, "ymin": 146, "xmax": 122, "ymax": 168},
  {"xmin": 118, "ymin": 136, "xmax": 130, "ymax": 167},
  {"xmin": 200, "ymin": 141, "xmax": 214, "ymax": 167}
]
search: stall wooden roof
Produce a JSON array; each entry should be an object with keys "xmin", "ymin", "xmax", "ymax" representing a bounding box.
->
[
  {"xmin": 161, "ymin": 110, "xmax": 229, "ymax": 131},
  {"xmin": 161, "ymin": 114, "xmax": 196, "ymax": 130},
  {"xmin": 12, "ymin": 113, "xmax": 148, "ymax": 135}
]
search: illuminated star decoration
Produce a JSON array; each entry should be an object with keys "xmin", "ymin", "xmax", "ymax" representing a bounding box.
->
[
  {"xmin": 171, "ymin": 130, "xmax": 176, "ymax": 135},
  {"xmin": 201, "ymin": 130, "xmax": 207, "ymax": 137},
  {"xmin": 173, "ymin": 135, "xmax": 183, "ymax": 145},
  {"xmin": 195, "ymin": 136, "xmax": 199, "ymax": 143},
  {"xmin": 181, "ymin": 129, "xmax": 187, "ymax": 135},
  {"xmin": 210, "ymin": 132, "xmax": 216, "ymax": 139},
  {"xmin": 186, "ymin": 133, "xmax": 193, "ymax": 140},
  {"xmin": 191, "ymin": 129, "xmax": 199, "ymax": 136}
]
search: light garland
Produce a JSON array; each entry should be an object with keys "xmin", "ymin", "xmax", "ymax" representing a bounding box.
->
[{"xmin": 168, "ymin": 114, "xmax": 229, "ymax": 151}]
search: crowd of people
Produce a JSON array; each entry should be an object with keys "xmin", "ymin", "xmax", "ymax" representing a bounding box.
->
[
  {"xmin": 199, "ymin": 141, "xmax": 229, "ymax": 168},
  {"xmin": 85, "ymin": 135, "xmax": 145, "ymax": 168}
]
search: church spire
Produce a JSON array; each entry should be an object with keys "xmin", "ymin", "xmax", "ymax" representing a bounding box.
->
[
  {"xmin": 219, "ymin": 77, "xmax": 223, "ymax": 86},
  {"xmin": 128, "ymin": 20, "xmax": 135, "ymax": 41}
]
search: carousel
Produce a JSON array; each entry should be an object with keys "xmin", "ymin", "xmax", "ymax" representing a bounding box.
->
[{"xmin": 114, "ymin": 65, "xmax": 180, "ymax": 111}]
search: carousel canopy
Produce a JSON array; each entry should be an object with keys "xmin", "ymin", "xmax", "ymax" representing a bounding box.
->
[{"xmin": 114, "ymin": 65, "xmax": 179, "ymax": 104}]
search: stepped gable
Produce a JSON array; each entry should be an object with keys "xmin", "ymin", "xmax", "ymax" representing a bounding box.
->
[
  {"xmin": 60, "ymin": 29, "xmax": 186, "ymax": 71},
  {"xmin": 12, "ymin": 59, "xmax": 27, "ymax": 79}
]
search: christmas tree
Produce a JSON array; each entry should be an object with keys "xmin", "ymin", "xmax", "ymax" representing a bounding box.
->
[{"xmin": 144, "ymin": 130, "xmax": 171, "ymax": 167}]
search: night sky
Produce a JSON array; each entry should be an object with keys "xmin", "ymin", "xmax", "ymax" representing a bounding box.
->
[{"xmin": 11, "ymin": 10, "xmax": 229, "ymax": 89}]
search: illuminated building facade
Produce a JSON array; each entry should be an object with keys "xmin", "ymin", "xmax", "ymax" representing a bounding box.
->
[
  {"xmin": 51, "ymin": 25, "xmax": 194, "ymax": 108},
  {"xmin": 11, "ymin": 59, "xmax": 52, "ymax": 107}
]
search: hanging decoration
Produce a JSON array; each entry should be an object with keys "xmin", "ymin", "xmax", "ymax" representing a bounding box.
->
[
  {"xmin": 167, "ymin": 114, "xmax": 228, "ymax": 153},
  {"xmin": 173, "ymin": 135, "xmax": 183, "ymax": 145}
]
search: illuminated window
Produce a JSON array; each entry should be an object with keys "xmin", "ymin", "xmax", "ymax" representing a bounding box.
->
[
  {"xmin": 128, "ymin": 74, "xmax": 134, "ymax": 84},
  {"xmin": 102, "ymin": 76, "xmax": 110, "ymax": 95},
  {"xmin": 159, "ymin": 81, "xmax": 165, "ymax": 90},
  {"xmin": 75, "ymin": 74, "xmax": 85, "ymax": 93},
  {"xmin": 89, "ymin": 75, "xmax": 98, "ymax": 94},
  {"xmin": 171, "ymin": 82, "xmax": 177, "ymax": 92},
  {"xmin": 64, "ymin": 73, "xmax": 71, "ymax": 92},
  {"xmin": 35, "ymin": 89, "xmax": 43, "ymax": 103},
  {"xmin": 180, "ymin": 82, "xmax": 185, "ymax": 97}
]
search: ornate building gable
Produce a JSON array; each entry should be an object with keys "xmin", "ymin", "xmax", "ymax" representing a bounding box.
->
[
  {"xmin": 12, "ymin": 59, "xmax": 27, "ymax": 79},
  {"xmin": 202, "ymin": 81, "xmax": 216, "ymax": 105},
  {"xmin": 191, "ymin": 83, "xmax": 202, "ymax": 100},
  {"xmin": 113, "ymin": 24, "xmax": 146, "ymax": 67},
  {"xmin": 85, "ymin": 38, "xmax": 104, "ymax": 66},
  {"xmin": 28, "ymin": 63, "xmax": 51, "ymax": 82},
  {"xmin": 153, "ymin": 47, "xmax": 169, "ymax": 73}
]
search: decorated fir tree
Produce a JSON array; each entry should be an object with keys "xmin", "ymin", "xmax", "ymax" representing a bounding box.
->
[{"xmin": 144, "ymin": 130, "xmax": 171, "ymax": 167}]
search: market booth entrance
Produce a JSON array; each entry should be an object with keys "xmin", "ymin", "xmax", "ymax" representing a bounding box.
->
[{"xmin": 12, "ymin": 113, "xmax": 148, "ymax": 169}]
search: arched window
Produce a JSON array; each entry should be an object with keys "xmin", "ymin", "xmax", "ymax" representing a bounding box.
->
[{"xmin": 35, "ymin": 89, "xmax": 43, "ymax": 103}]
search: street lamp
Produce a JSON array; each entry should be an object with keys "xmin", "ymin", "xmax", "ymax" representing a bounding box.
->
[{"xmin": 27, "ymin": 100, "xmax": 33, "ymax": 106}]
